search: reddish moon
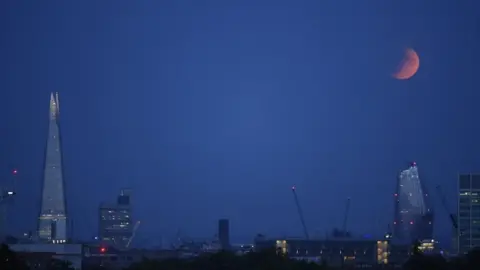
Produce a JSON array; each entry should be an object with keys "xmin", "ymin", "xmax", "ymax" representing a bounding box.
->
[{"xmin": 392, "ymin": 48, "xmax": 420, "ymax": 80}]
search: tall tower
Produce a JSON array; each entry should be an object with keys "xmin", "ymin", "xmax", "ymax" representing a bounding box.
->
[
  {"xmin": 392, "ymin": 162, "xmax": 433, "ymax": 243},
  {"xmin": 38, "ymin": 92, "xmax": 68, "ymax": 243},
  {"xmin": 99, "ymin": 189, "xmax": 132, "ymax": 249},
  {"xmin": 218, "ymin": 219, "xmax": 230, "ymax": 250},
  {"xmin": 457, "ymin": 174, "xmax": 480, "ymax": 254}
]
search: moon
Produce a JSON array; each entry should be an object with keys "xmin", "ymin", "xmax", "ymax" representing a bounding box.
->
[{"xmin": 392, "ymin": 48, "xmax": 420, "ymax": 80}]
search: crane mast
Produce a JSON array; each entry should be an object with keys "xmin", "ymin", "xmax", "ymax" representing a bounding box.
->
[
  {"xmin": 126, "ymin": 221, "xmax": 141, "ymax": 248},
  {"xmin": 342, "ymin": 197, "xmax": 351, "ymax": 234},
  {"xmin": 291, "ymin": 186, "xmax": 309, "ymax": 239},
  {"xmin": 436, "ymin": 185, "xmax": 460, "ymax": 234}
]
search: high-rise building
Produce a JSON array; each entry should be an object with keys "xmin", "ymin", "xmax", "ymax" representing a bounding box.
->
[
  {"xmin": 218, "ymin": 219, "xmax": 230, "ymax": 250},
  {"xmin": 393, "ymin": 162, "xmax": 433, "ymax": 244},
  {"xmin": 38, "ymin": 93, "xmax": 68, "ymax": 243},
  {"xmin": 99, "ymin": 189, "xmax": 132, "ymax": 249},
  {"xmin": 457, "ymin": 174, "xmax": 480, "ymax": 254}
]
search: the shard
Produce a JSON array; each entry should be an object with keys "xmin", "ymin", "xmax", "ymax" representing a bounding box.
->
[
  {"xmin": 392, "ymin": 162, "xmax": 434, "ymax": 243},
  {"xmin": 38, "ymin": 92, "xmax": 68, "ymax": 243}
]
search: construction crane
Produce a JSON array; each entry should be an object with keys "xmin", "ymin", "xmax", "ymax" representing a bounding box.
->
[
  {"xmin": 342, "ymin": 197, "xmax": 351, "ymax": 234},
  {"xmin": 291, "ymin": 186, "xmax": 309, "ymax": 239},
  {"xmin": 332, "ymin": 197, "xmax": 352, "ymax": 238},
  {"xmin": 126, "ymin": 221, "xmax": 141, "ymax": 248},
  {"xmin": 436, "ymin": 185, "xmax": 461, "ymax": 234}
]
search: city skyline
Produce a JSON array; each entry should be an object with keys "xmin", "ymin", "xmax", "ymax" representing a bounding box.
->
[{"xmin": 2, "ymin": 1, "xmax": 480, "ymax": 246}]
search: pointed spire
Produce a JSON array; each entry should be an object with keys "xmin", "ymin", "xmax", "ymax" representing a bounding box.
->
[
  {"xmin": 50, "ymin": 92, "xmax": 59, "ymax": 119},
  {"xmin": 55, "ymin": 92, "xmax": 60, "ymax": 113}
]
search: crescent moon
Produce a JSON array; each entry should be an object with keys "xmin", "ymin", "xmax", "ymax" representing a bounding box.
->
[{"xmin": 392, "ymin": 48, "xmax": 420, "ymax": 80}]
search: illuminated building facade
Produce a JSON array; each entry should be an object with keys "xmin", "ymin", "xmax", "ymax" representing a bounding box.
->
[
  {"xmin": 418, "ymin": 239, "xmax": 435, "ymax": 253},
  {"xmin": 38, "ymin": 93, "xmax": 68, "ymax": 243},
  {"xmin": 99, "ymin": 189, "xmax": 132, "ymax": 249},
  {"xmin": 393, "ymin": 162, "xmax": 433, "ymax": 243},
  {"xmin": 257, "ymin": 238, "xmax": 390, "ymax": 267},
  {"xmin": 457, "ymin": 174, "xmax": 480, "ymax": 254}
]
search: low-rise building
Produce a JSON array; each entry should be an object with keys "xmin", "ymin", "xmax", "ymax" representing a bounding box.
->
[{"xmin": 9, "ymin": 243, "xmax": 83, "ymax": 269}]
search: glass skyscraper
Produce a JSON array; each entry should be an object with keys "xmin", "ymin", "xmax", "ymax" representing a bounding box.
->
[
  {"xmin": 38, "ymin": 93, "xmax": 68, "ymax": 243},
  {"xmin": 393, "ymin": 162, "xmax": 433, "ymax": 243},
  {"xmin": 457, "ymin": 174, "xmax": 480, "ymax": 254},
  {"xmin": 99, "ymin": 189, "xmax": 132, "ymax": 249}
]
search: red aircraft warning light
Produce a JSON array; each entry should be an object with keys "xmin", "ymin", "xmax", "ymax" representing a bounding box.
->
[
  {"xmin": 411, "ymin": 161, "xmax": 417, "ymax": 167},
  {"xmin": 100, "ymin": 247, "xmax": 106, "ymax": 253},
  {"xmin": 12, "ymin": 169, "xmax": 18, "ymax": 175}
]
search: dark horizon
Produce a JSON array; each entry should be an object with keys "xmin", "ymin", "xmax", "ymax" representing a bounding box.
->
[{"xmin": 1, "ymin": 0, "xmax": 480, "ymax": 247}]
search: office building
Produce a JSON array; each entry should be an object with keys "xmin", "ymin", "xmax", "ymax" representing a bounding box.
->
[
  {"xmin": 457, "ymin": 174, "xmax": 480, "ymax": 254},
  {"xmin": 393, "ymin": 162, "xmax": 433, "ymax": 243},
  {"xmin": 99, "ymin": 189, "xmax": 132, "ymax": 249},
  {"xmin": 38, "ymin": 93, "xmax": 68, "ymax": 243},
  {"xmin": 218, "ymin": 219, "xmax": 230, "ymax": 250}
]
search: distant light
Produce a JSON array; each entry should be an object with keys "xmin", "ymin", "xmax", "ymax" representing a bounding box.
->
[
  {"xmin": 100, "ymin": 247, "xmax": 106, "ymax": 253},
  {"xmin": 411, "ymin": 161, "xmax": 417, "ymax": 167},
  {"xmin": 410, "ymin": 221, "xmax": 414, "ymax": 225},
  {"xmin": 291, "ymin": 186, "xmax": 296, "ymax": 190},
  {"xmin": 394, "ymin": 193, "xmax": 398, "ymax": 197},
  {"xmin": 393, "ymin": 221, "xmax": 397, "ymax": 225},
  {"xmin": 7, "ymin": 191, "xmax": 13, "ymax": 195},
  {"xmin": 12, "ymin": 169, "xmax": 17, "ymax": 175}
]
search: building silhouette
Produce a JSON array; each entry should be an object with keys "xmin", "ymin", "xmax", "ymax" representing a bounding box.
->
[
  {"xmin": 99, "ymin": 189, "xmax": 133, "ymax": 249},
  {"xmin": 457, "ymin": 174, "xmax": 480, "ymax": 254},
  {"xmin": 38, "ymin": 93, "xmax": 68, "ymax": 243},
  {"xmin": 392, "ymin": 162, "xmax": 433, "ymax": 243},
  {"xmin": 218, "ymin": 219, "xmax": 230, "ymax": 250}
]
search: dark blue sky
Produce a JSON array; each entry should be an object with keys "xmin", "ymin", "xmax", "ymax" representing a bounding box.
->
[{"xmin": 1, "ymin": 1, "xmax": 479, "ymax": 246}]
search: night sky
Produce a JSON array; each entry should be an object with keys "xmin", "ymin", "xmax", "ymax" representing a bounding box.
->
[{"xmin": 1, "ymin": 1, "xmax": 479, "ymax": 247}]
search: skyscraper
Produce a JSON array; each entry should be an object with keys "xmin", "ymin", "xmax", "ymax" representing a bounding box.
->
[
  {"xmin": 99, "ymin": 189, "xmax": 133, "ymax": 249},
  {"xmin": 457, "ymin": 174, "xmax": 480, "ymax": 254},
  {"xmin": 393, "ymin": 162, "xmax": 433, "ymax": 243},
  {"xmin": 38, "ymin": 93, "xmax": 68, "ymax": 243},
  {"xmin": 218, "ymin": 219, "xmax": 230, "ymax": 250}
]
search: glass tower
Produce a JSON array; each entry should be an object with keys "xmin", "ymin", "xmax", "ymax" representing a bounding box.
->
[
  {"xmin": 393, "ymin": 162, "xmax": 433, "ymax": 243},
  {"xmin": 99, "ymin": 189, "xmax": 132, "ymax": 249},
  {"xmin": 38, "ymin": 93, "xmax": 68, "ymax": 243},
  {"xmin": 457, "ymin": 174, "xmax": 480, "ymax": 254}
]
